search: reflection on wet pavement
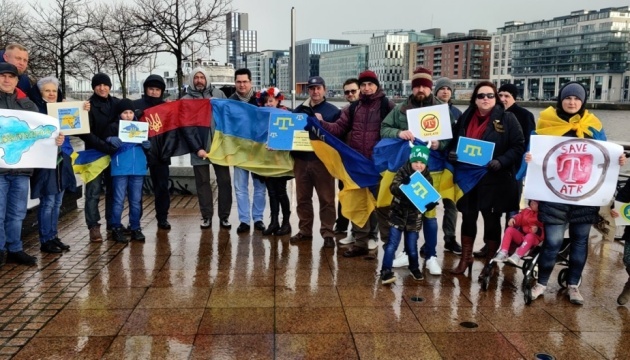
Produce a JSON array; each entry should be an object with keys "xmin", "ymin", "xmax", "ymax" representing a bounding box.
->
[{"xmin": 2, "ymin": 194, "xmax": 629, "ymax": 359}]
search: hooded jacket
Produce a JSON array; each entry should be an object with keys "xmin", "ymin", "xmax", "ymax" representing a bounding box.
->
[
  {"xmin": 181, "ymin": 67, "xmax": 226, "ymax": 100},
  {"xmin": 133, "ymin": 75, "xmax": 167, "ymax": 166}
]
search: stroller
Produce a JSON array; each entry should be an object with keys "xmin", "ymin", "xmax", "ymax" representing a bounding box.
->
[{"xmin": 479, "ymin": 239, "xmax": 543, "ymax": 292}]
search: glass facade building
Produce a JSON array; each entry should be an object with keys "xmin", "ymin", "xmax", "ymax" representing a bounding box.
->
[
  {"xmin": 226, "ymin": 13, "xmax": 258, "ymax": 68},
  {"xmin": 319, "ymin": 45, "xmax": 369, "ymax": 95},
  {"xmin": 293, "ymin": 39, "xmax": 352, "ymax": 87}
]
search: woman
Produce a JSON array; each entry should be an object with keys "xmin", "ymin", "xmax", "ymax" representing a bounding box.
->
[
  {"xmin": 528, "ymin": 82, "xmax": 626, "ymax": 305},
  {"xmin": 29, "ymin": 76, "xmax": 84, "ymax": 253},
  {"xmin": 449, "ymin": 81, "xmax": 525, "ymax": 277}
]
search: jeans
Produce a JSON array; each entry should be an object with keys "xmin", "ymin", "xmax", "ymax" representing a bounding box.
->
[
  {"xmin": 149, "ymin": 163, "xmax": 170, "ymax": 223},
  {"xmin": 537, "ymin": 223, "xmax": 591, "ymax": 286},
  {"xmin": 111, "ymin": 175, "xmax": 144, "ymax": 230},
  {"xmin": 38, "ymin": 191, "xmax": 64, "ymax": 243},
  {"xmin": 422, "ymin": 216, "xmax": 438, "ymax": 258},
  {"xmin": 382, "ymin": 226, "xmax": 420, "ymax": 271},
  {"xmin": 233, "ymin": 167, "xmax": 266, "ymax": 224},
  {"xmin": 84, "ymin": 168, "xmax": 113, "ymax": 229},
  {"xmin": 0, "ymin": 175, "xmax": 29, "ymax": 252}
]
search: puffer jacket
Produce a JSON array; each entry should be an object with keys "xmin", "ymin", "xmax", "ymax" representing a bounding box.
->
[
  {"xmin": 388, "ymin": 162, "xmax": 433, "ymax": 231},
  {"xmin": 319, "ymin": 89, "xmax": 394, "ymax": 159},
  {"xmin": 0, "ymin": 89, "xmax": 39, "ymax": 176},
  {"xmin": 511, "ymin": 207, "xmax": 544, "ymax": 239}
]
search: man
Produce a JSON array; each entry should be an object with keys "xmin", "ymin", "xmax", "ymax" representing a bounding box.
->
[
  {"xmin": 334, "ymin": 78, "xmax": 360, "ymax": 236},
  {"xmin": 291, "ymin": 76, "xmax": 340, "ymax": 247},
  {"xmin": 432, "ymin": 77, "xmax": 463, "ymax": 255},
  {"xmin": 228, "ymin": 68, "xmax": 266, "ymax": 233},
  {"xmin": 1, "ymin": 44, "xmax": 33, "ymax": 95},
  {"xmin": 318, "ymin": 71, "xmax": 394, "ymax": 256},
  {"xmin": 181, "ymin": 67, "xmax": 232, "ymax": 230},
  {"xmin": 0, "ymin": 63, "xmax": 42, "ymax": 266},
  {"xmin": 79, "ymin": 73, "xmax": 120, "ymax": 242},
  {"xmin": 380, "ymin": 67, "xmax": 459, "ymax": 275}
]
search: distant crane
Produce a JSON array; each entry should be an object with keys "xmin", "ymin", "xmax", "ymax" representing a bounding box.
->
[{"xmin": 342, "ymin": 29, "xmax": 415, "ymax": 37}]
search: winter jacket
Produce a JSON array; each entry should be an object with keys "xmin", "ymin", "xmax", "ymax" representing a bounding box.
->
[
  {"xmin": 319, "ymin": 89, "xmax": 394, "ymax": 159},
  {"xmin": 0, "ymin": 89, "xmax": 39, "ymax": 176},
  {"xmin": 292, "ymin": 98, "xmax": 341, "ymax": 161},
  {"xmin": 510, "ymin": 207, "xmax": 544, "ymax": 239},
  {"xmin": 505, "ymin": 103, "xmax": 535, "ymax": 150},
  {"xmin": 79, "ymin": 94, "xmax": 120, "ymax": 155},
  {"xmin": 388, "ymin": 162, "xmax": 433, "ymax": 231},
  {"xmin": 452, "ymin": 104, "xmax": 525, "ymax": 214},
  {"xmin": 109, "ymin": 118, "xmax": 148, "ymax": 176}
]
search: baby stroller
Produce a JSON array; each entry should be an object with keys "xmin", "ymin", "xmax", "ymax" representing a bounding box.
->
[{"xmin": 479, "ymin": 240, "xmax": 543, "ymax": 292}]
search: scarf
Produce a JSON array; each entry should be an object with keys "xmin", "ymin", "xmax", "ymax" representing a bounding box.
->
[
  {"xmin": 536, "ymin": 106, "xmax": 602, "ymax": 138},
  {"xmin": 465, "ymin": 109, "xmax": 490, "ymax": 140},
  {"xmin": 236, "ymin": 88, "xmax": 254, "ymax": 103}
]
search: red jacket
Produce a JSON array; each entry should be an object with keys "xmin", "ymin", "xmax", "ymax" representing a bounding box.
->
[{"xmin": 511, "ymin": 208, "xmax": 544, "ymax": 239}]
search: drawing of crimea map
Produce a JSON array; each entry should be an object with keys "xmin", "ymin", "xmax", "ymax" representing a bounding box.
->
[
  {"xmin": 0, "ymin": 115, "xmax": 56, "ymax": 165},
  {"xmin": 58, "ymin": 107, "xmax": 80, "ymax": 129}
]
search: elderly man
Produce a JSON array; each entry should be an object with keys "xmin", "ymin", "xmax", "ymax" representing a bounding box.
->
[
  {"xmin": 1, "ymin": 43, "xmax": 33, "ymax": 94},
  {"xmin": 228, "ymin": 68, "xmax": 266, "ymax": 233},
  {"xmin": 291, "ymin": 76, "xmax": 340, "ymax": 247},
  {"xmin": 181, "ymin": 67, "xmax": 232, "ymax": 230}
]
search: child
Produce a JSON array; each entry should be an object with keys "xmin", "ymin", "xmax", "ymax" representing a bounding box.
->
[
  {"xmin": 108, "ymin": 99, "xmax": 151, "ymax": 243},
  {"xmin": 255, "ymin": 88, "xmax": 293, "ymax": 237},
  {"xmin": 381, "ymin": 145, "xmax": 437, "ymax": 284},
  {"xmin": 493, "ymin": 200, "xmax": 544, "ymax": 265}
]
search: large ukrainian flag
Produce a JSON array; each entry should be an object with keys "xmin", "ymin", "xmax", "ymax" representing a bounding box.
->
[
  {"xmin": 208, "ymin": 99, "xmax": 294, "ymax": 177},
  {"xmin": 305, "ymin": 117, "xmax": 380, "ymax": 227},
  {"xmin": 72, "ymin": 149, "xmax": 110, "ymax": 184}
]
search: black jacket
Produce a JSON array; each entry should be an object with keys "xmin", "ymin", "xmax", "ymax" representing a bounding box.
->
[
  {"xmin": 0, "ymin": 90, "xmax": 39, "ymax": 176},
  {"xmin": 133, "ymin": 95, "xmax": 166, "ymax": 166},
  {"xmin": 506, "ymin": 103, "xmax": 535, "ymax": 150},
  {"xmin": 79, "ymin": 94, "xmax": 120, "ymax": 155},
  {"xmin": 389, "ymin": 162, "xmax": 432, "ymax": 231}
]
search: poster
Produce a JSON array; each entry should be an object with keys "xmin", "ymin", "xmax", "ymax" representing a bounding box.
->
[
  {"xmin": 456, "ymin": 137, "xmax": 495, "ymax": 166},
  {"xmin": 267, "ymin": 113, "xmax": 313, "ymax": 151},
  {"xmin": 399, "ymin": 171, "xmax": 441, "ymax": 213},
  {"xmin": 524, "ymin": 135, "xmax": 623, "ymax": 206},
  {"xmin": 0, "ymin": 109, "xmax": 59, "ymax": 169},
  {"xmin": 406, "ymin": 104, "xmax": 453, "ymax": 141},
  {"xmin": 614, "ymin": 201, "xmax": 630, "ymax": 226},
  {"xmin": 118, "ymin": 120, "xmax": 149, "ymax": 143},
  {"xmin": 46, "ymin": 101, "xmax": 90, "ymax": 135}
]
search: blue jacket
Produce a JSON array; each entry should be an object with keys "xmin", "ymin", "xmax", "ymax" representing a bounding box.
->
[{"xmin": 109, "ymin": 117, "xmax": 149, "ymax": 176}]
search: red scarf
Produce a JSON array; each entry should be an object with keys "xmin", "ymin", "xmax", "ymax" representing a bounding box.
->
[{"xmin": 465, "ymin": 110, "xmax": 490, "ymax": 140}]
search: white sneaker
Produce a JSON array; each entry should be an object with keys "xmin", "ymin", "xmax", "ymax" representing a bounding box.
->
[
  {"xmin": 367, "ymin": 239, "xmax": 378, "ymax": 250},
  {"xmin": 506, "ymin": 253, "xmax": 521, "ymax": 266},
  {"xmin": 339, "ymin": 233, "xmax": 355, "ymax": 245},
  {"xmin": 531, "ymin": 283, "xmax": 546, "ymax": 301},
  {"xmin": 493, "ymin": 250, "xmax": 509, "ymax": 262},
  {"xmin": 425, "ymin": 256, "xmax": 442, "ymax": 275},
  {"xmin": 392, "ymin": 252, "xmax": 409, "ymax": 268}
]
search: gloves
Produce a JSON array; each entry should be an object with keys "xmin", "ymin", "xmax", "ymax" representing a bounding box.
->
[
  {"xmin": 106, "ymin": 136, "xmax": 122, "ymax": 148},
  {"xmin": 447, "ymin": 151, "xmax": 458, "ymax": 163},
  {"xmin": 401, "ymin": 175, "xmax": 411, "ymax": 185},
  {"xmin": 141, "ymin": 140, "xmax": 151, "ymax": 150},
  {"xmin": 425, "ymin": 202, "xmax": 438, "ymax": 211},
  {"xmin": 487, "ymin": 159, "xmax": 502, "ymax": 171}
]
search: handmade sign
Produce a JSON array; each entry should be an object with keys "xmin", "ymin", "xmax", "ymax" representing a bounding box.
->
[
  {"xmin": 406, "ymin": 104, "xmax": 452, "ymax": 141},
  {"xmin": 46, "ymin": 101, "xmax": 89, "ymax": 135},
  {"xmin": 0, "ymin": 109, "xmax": 59, "ymax": 169},
  {"xmin": 399, "ymin": 171, "xmax": 441, "ymax": 213},
  {"xmin": 524, "ymin": 135, "xmax": 623, "ymax": 206},
  {"xmin": 456, "ymin": 137, "xmax": 495, "ymax": 166},
  {"xmin": 118, "ymin": 120, "xmax": 149, "ymax": 143},
  {"xmin": 267, "ymin": 113, "xmax": 313, "ymax": 151},
  {"xmin": 614, "ymin": 201, "xmax": 630, "ymax": 226}
]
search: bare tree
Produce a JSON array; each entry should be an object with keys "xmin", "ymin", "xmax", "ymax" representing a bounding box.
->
[
  {"xmin": 0, "ymin": 0, "xmax": 27, "ymax": 48},
  {"xmin": 134, "ymin": 0, "xmax": 232, "ymax": 98}
]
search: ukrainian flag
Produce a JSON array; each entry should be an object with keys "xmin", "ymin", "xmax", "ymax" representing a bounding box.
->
[
  {"xmin": 208, "ymin": 99, "xmax": 293, "ymax": 177},
  {"xmin": 72, "ymin": 149, "xmax": 110, "ymax": 184},
  {"xmin": 305, "ymin": 117, "xmax": 380, "ymax": 227}
]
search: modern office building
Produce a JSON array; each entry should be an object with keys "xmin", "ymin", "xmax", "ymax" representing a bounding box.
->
[
  {"xmin": 319, "ymin": 45, "xmax": 369, "ymax": 95},
  {"xmin": 242, "ymin": 50, "xmax": 290, "ymax": 90},
  {"xmin": 226, "ymin": 12, "xmax": 258, "ymax": 68},
  {"xmin": 276, "ymin": 57, "xmax": 290, "ymax": 95},
  {"xmin": 493, "ymin": 7, "xmax": 630, "ymax": 101},
  {"xmin": 292, "ymin": 38, "xmax": 352, "ymax": 93}
]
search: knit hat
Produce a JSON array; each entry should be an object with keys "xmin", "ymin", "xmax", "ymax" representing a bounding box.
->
[
  {"xmin": 117, "ymin": 98, "xmax": 134, "ymax": 115},
  {"xmin": 411, "ymin": 67, "xmax": 433, "ymax": 89},
  {"xmin": 143, "ymin": 74, "xmax": 166, "ymax": 93},
  {"xmin": 559, "ymin": 82, "xmax": 586, "ymax": 103},
  {"xmin": 409, "ymin": 145, "xmax": 430, "ymax": 165},
  {"xmin": 358, "ymin": 70, "xmax": 379, "ymax": 88},
  {"xmin": 433, "ymin": 77, "xmax": 454, "ymax": 95},
  {"xmin": 91, "ymin": 73, "xmax": 112, "ymax": 89},
  {"xmin": 498, "ymin": 83, "xmax": 518, "ymax": 99}
]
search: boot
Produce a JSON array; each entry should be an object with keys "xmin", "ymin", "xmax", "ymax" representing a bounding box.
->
[
  {"xmin": 478, "ymin": 241, "xmax": 500, "ymax": 281},
  {"xmin": 618, "ymin": 267, "xmax": 630, "ymax": 305},
  {"xmin": 262, "ymin": 216, "xmax": 279, "ymax": 235},
  {"xmin": 451, "ymin": 235, "xmax": 474, "ymax": 275},
  {"xmin": 275, "ymin": 217, "xmax": 291, "ymax": 236}
]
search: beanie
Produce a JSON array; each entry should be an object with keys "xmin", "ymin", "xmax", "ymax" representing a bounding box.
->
[
  {"xmin": 409, "ymin": 145, "xmax": 430, "ymax": 165},
  {"xmin": 116, "ymin": 98, "xmax": 135, "ymax": 115},
  {"xmin": 411, "ymin": 67, "xmax": 433, "ymax": 89},
  {"xmin": 91, "ymin": 73, "xmax": 112, "ymax": 90},
  {"xmin": 358, "ymin": 70, "xmax": 380, "ymax": 88},
  {"xmin": 498, "ymin": 83, "xmax": 518, "ymax": 99},
  {"xmin": 559, "ymin": 82, "xmax": 586, "ymax": 103},
  {"xmin": 143, "ymin": 74, "xmax": 166, "ymax": 93},
  {"xmin": 433, "ymin": 77, "xmax": 454, "ymax": 95}
]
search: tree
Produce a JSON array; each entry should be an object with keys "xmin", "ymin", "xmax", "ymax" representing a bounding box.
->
[
  {"xmin": 0, "ymin": 0, "xmax": 27, "ymax": 48},
  {"xmin": 134, "ymin": 0, "xmax": 232, "ymax": 98}
]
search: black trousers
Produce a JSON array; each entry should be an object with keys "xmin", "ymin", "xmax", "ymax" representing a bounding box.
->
[{"xmin": 149, "ymin": 163, "xmax": 170, "ymax": 223}]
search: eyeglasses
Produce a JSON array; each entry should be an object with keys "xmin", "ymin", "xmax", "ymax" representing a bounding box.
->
[
  {"xmin": 344, "ymin": 89, "xmax": 358, "ymax": 95},
  {"xmin": 476, "ymin": 93, "xmax": 495, "ymax": 100}
]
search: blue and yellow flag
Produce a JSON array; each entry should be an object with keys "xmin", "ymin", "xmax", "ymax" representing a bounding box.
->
[
  {"xmin": 305, "ymin": 117, "xmax": 380, "ymax": 227},
  {"xmin": 208, "ymin": 99, "xmax": 294, "ymax": 177},
  {"xmin": 72, "ymin": 149, "xmax": 110, "ymax": 184}
]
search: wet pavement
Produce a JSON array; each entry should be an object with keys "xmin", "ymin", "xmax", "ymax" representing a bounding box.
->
[{"xmin": 2, "ymin": 191, "xmax": 629, "ymax": 359}]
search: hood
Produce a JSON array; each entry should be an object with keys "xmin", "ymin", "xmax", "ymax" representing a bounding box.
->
[{"xmin": 189, "ymin": 67, "xmax": 211, "ymax": 89}]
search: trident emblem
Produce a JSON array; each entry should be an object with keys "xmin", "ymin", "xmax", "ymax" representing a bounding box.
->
[{"xmin": 146, "ymin": 113, "xmax": 163, "ymax": 133}]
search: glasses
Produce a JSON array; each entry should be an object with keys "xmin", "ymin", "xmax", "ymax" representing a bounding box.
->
[
  {"xmin": 476, "ymin": 93, "xmax": 495, "ymax": 100},
  {"xmin": 344, "ymin": 89, "xmax": 358, "ymax": 95}
]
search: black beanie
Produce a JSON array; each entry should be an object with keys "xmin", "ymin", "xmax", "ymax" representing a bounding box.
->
[
  {"xmin": 498, "ymin": 83, "xmax": 518, "ymax": 99},
  {"xmin": 91, "ymin": 73, "xmax": 112, "ymax": 89},
  {"xmin": 143, "ymin": 74, "xmax": 166, "ymax": 93},
  {"xmin": 116, "ymin": 98, "xmax": 134, "ymax": 115}
]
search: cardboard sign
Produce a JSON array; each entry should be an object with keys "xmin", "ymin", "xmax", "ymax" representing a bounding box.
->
[
  {"xmin": 406, "ymin": 104, "xmax": 453, "ymax": 141},
  {"xmin": 399, "ymin": 171, "xmax": 441, "ymax": 213},
  {"xmin": 267, "ymin": 113, "xmax": 313, "ymax": 151},
  {"xmin": 118, "ymin": 120, "xmax": 149, "ymax": 143},
  {"xmin": 46, "ymin": 101, "xmax": 90, "ymax": 135},
  {"xmin": 614, "ymin": 201, "xmax": 630, "ymax": 226},
  {"xmin": 0, "ymin": 109, "xmax": 59, "ymax": 169},
  {"xmin": 456, "ymin": 137, "xmax": 495, "ymax": 166}
]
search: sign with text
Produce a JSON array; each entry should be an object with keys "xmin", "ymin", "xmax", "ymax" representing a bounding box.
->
[
  {"xmin": 456, "ymin": 137, "xmax": 495, "ymax": 166},
  {"xmin": 0, "ymin": 109, "xmax": 59, "ymax": 169},
  {"xmin": 399, "ymin": 171, "xmax": 441, "ymax": 213},
  {"xmin": 524, "ymin": 135, "xmax": 623, "ymax": 206},
  {"xmin": 46, "ymin": 101, "xmax": 89, "ymax": 135},
  {"xmin": 118, "ymin": 120, "xmax": 149, "ymax": 143},
  {"xmin": 267, "ymin": 113, "xmax": 313, "ymax": 151},
  {"xmin": 406, "ymin": 104, "xmax": 452, "ymax": 141}
]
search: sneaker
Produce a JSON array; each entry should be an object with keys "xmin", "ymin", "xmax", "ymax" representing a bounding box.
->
[
  {"xmin": 568, "ymin": 285, "xmax": 584, "ymax": 305},
  {"xmin": 131, "ymin": 229, "xmax": 146, "ymax": 241},
  {"xmin": 410, "ymin": 268, "xmax": 424, "ymax": 281},
  {"xmin": 367, "ymin": 239, "xmax": 378, "ymax": 250},
  {"xmin": 381, "ymin": 269, "xmax": 397, "ymax": 285},
  {"xmin": 220, "ymin": 219, "xmax": 231, "ymax": 229},
  {"xmin": 425, "ymin": 256, "xmax": 442, "ymax": 275},
  {"xmin": 444, "ymin": 237, "xmax": 462, "ymax": 254},
  {"xmin": 493, "ymin": 250, "xmax": 509, "ymax": 262},
  {"xmin": 506, "ymin": 253, "xmax": 521, "ymax": 266},
  {"xmin": 530, "ymin": 283, "xmax": 546, "ymax": 301},
  {"xmin": 157, "ymin": 221, "xmax": 171, "ymax": 230},
  {"xmin": 339, "ymin": 233, "xmax": 355, "ymax": 245},
  {"xmin": 111, "ymin": 228, "xmax": 128, "ymax": 244},
  {"xmin": 89, "ymin": 225, "xmax": 103, "ymax": 242},
  {"xmin": 200, "ymin": 218, "xmax": 211, "ymax": 229},
  {"xmin": 392, "ymin": 252, "xmax": 409, "ymax": 268},
  {"xmin": 7, "ymin": 251, "xmax": 37, "ymax": 266}
]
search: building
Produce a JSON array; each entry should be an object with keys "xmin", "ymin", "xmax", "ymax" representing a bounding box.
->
[
  {"xmin": 493, "ymin": 7, "xmax": 630, "ymax": 102},
  {"xmin": 276, "ymin": 57, "xmax": 290, "ymax": 95},
  {"xmin": 319, "ymin": 45, "xmax": 369, "ymax": 95},
  {"xmin": 240, "ymin": 50, "xmax": 289, "ymax": 90},
  {"xmin": 293, "ymin": 38, "xmax": 352, "ymax": 93},
  {"xmin": 226, "ymin": 12, "xmax": 258, "ymax": 68}
]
